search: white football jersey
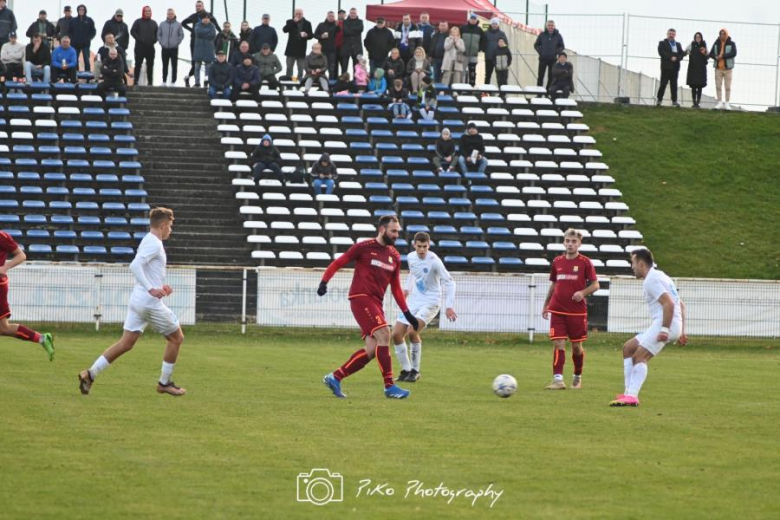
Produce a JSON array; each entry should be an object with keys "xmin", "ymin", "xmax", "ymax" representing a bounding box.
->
[
  {"xmin": 643, "ymin": 267, "xmax": 682, "ymax": 323},
  {"xmin": 405, "ymin": 250, "xmax": 456, "ymax": 309},
  {"xmin": 130, "ymin": 233, "xmax": 167, "ymax": 306}
]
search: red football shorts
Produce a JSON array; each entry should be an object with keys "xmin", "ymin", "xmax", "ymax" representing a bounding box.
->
[
  {"xmin": 549, "ymin": 312, "xmax": 588, "ymax": 342},
  {"xmin": 350, "ymin": 295, "xmax": 388, "ymax": 339},
  {"xmin": 0, "ymin": 277, "xmax": 10, "ymax": 320}
]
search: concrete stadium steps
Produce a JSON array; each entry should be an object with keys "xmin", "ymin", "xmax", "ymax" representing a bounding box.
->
[{"xmin": 127, "ymin": 86, "xmax": 251, "ymax": 267}]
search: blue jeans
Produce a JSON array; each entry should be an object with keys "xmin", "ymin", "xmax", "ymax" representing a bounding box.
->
[
  {"xmin": 313, "ymin": 179, "xmax": 335, "ymax": 194},
  {"xmin": 209, "ymin": 85, "xmax": 232, "ymax": 99},
  {"xmin": 25, "ymin": 62, "xmax": 51, "ymax": 84},
  {"xmin": 75, "ymin": 46, "xmax": 91, "ymax": 71},
  {"xmin": 391, "ymin": 102, "xmax": 410, "ymax": 118},
  {"xmin": 458, "ymin": 156, "xmax": 487, "ymax": 174},
  {"xmin": 193, "ymin": 60, "xmax": 212, "ymax": 86}
]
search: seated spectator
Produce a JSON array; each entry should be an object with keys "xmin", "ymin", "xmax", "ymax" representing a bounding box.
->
[
  {"xmin": 406, "ymin": 46, "xmax": 431, "ymax": 92},
  {"xmin": 311, "ymin": 153, "xmax": 338, "ymax": 195},
  {"xmin": 433, "ymin": 128, "xmax": 457, "ymax": 173},
  {"xmin": 417, "ymin": 76, "xmax": 437, "ymax": 120},
  {"xmin": 494, "ymin": 37, "xmax": 512, "ymax": 87},
  {"xmin": 51, "ymin": 35, "xmax": 78, "ymax": 83},
  {"xmin": 231, "ymin": 55, "xmax": 261, "ymax": 101},
  {"xmin": 457, "ymin": 122, "xmax": 487, "ymax": 173},
  {"xmin": 251, "ymin": 134, "xmax": 283, "ymax": 183},
  {"xmin": 25, "ymin": 33, "xmax": 52, "ymax": 84},
  {"xmin": 353, "ymin": 54, "xmax": 368, "ymax": 92},
  {"xmin": 253, "ymin": 43, "xmax": 281, "ymax": 91},
  {"xmin": 230, "ymin": 40, "xmax": 253, "ymax": 67},
  {"xmin": 207, "ymin": 50, "xmax": 234, "ymax": 99},
  {"xmin": 382, "ymin": 47, "xmax": 405, "ymax": 83},
  {"xmin": 333, "ymin": 72, "xmax": 354, "ymax": 94},
  {"xmin": 95, "ymin": 33, "xmax": 128, "ymax": 83},
  {"xmin": 548, "ymin": 52, "xmax": 573, "ymax": 100},
  {"xmin": 1, "ymin": 32, "xmax": 24, "ymax": 81},
  {"xmin": 387, "ymin": 78, "xmax": 411, "ymax": 119},
  {"xmin": 96, "ymin": 48, "xmax": 127, "ymax": 98},
  {"xmin": 367, "ymin": 67, "xmax": 386, "ymax": 95},
  {"xmin": 302, "ymin": 41, "xmax": 329, "ymax": 93}
]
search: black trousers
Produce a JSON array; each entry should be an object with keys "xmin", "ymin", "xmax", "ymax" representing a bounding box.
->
[
  {"xmin": 97, "ymin": 80, "xmax": 127, "ymax": 98},
  {"xmin": 657, "ymin": 68, "xmax": 679, "ymax": 102},
  {"xmin": 53, "ymin": 66, "xmax": 77, "ymax": 83},
  {"xmin": 161, "ymin": 47, "xmax": 179, "ymax": 83},
  {"xmin": 690, "ymin": 86, "xmax": 703, "ymax": 105},
  {"xmin": 135, "ymin": 46, "xmax": 156, "ymax": 85},
  {"xmin": 484, "ymin": 59, "xmax": 496, "ymax": 84},
  {"xmin": 325, "ymin": 52, "xmax": 337, "ymax": 79},
  {"xmin": 467, "ymin": 61, "xmax": 477, "ymax": 86},
  {"xmin": 231, "ymin": 84, "xmax": 261, "ymax": 102},
  {"xmin": 496, "ymin": 69, "xmax": 509, "ymax": 87},
  {"xmin": 537, "ymin": 58, "xmax": 556, "ymax": 87}
]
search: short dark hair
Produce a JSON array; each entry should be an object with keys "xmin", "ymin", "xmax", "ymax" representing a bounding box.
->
[
  {"xmin": 377, "ymin": 215, "xmax": 399, "ymax": 229},
  {"xmin": 413, "ymin": 232, "xmax": 430, "ymax": 243},
  {"xmin": 631, "ymin": 248, "xmax": 654, "ymax": 267},
  {"xmin": 558, "ymin": 51, "xmax": 567, "ymax": 57}
]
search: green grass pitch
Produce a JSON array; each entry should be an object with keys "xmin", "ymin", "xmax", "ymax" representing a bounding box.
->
[{"xmin": 1, "ymin": 325, "xmax": 779, "ymax": 519}]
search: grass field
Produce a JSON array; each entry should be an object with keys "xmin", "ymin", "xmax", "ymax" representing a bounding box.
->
[
  {"xmin": 1, "ymin": 325, "xmax": 779, "ymax": 520},
  {"xmin": 582, "ymin": 104, "xmax": 780, "ymax": 280}
]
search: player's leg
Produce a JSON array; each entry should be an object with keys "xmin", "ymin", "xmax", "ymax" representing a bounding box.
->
[
  {"xmin": 625, "ymin": 346, "xmax": 654, "ymax": 400},
  {"xmin": 0, "ymin": 317, "xmax": 55, "ymax": 361},
  {"xmin": 391, "ymin": 320, "xmax": 412, "ymax": 381},
  {"xmin": 375, "ymin": 325, "xmax": 410, "ymax": 399},
  {"xmin": 610, "ymin": 334, "xmax": 654, "ymax": 407},
  {"xmin": 157, "ymin": 326, "xmax": 186, "ymax": 396},
  {"xmin": 570, "ymin": 314, "xmax": 588, "ymax": 388},
  {"xmin": 407, "ymin": 321, "xmax": 427, "ymax": 382},
  {"xmin": 324, "ymin": 299, "xmax": 377, "ymax": 397},
  {"xmin": 546, "ymin": 313, "xmax": 567, "ymax": 389},
  {"xmin": 79, "ymin": 329, "xmax": 142, "ymax": 395}
]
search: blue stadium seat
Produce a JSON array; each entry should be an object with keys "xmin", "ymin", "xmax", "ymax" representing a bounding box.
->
[
  {"xmin": 76, "ymin": 201, "xmax": 99, "ymax": 210},
  {"xmin": 359, "ymin": 169, "xmax": 383, "ymax": 178},
  {"xmin": 107, "ymin": 231, "xmax": 131, "ymax": 240},
  {"xmin": 81, "ymin": 231, "xmax": 104, "ymax": 240},
  {"xmin": 0, "ymin": 215, "xmax": 20, "ymax": 224},
  {"xmin": 422, "ymin": 197, "xmax": 446, "ymax": 206},
  {"xmin": 83, "ymin": 246, "xmax": 108, "ymax": 255},
  {"xmin": 26, "ymin": 229, "xmax": 50, "ymax": 238},
  {"xmin": 444, "ymin": 255, "xmax": 468, "ymax": 265},
  {"xmin": 493, "ymin": 242, "xmax": 517, "ymax": 251},
  {"xmin": 44, "ymin": 172, "xmax": 66, "ymax": 181},
  {"xmin": 56, "ymin": 245, "xmax": 80, "ymax": 254},
  {"xmin": 472, "ymin": 257, "xmax": 496, "ymax": 266},
  {"xmin": 499, "ymin": 257, "xmax": 524, "ymax": 267},
  {"xmin": 22, "ymin": 200, "xmax": 45, "ymax": 209},
  {"xmin": 418, "ymin": 184, "xmax": 440, "ymax": 192},
  {"xmin": 54, "ymin": 230, "xmax": 77, "ymax": 239},
  {"xmin": 50, "ymin": 201, "xmax": 73, "ymax": 210},
  {"xmin": 407, "ymin": 224, "xmax": 430, "ymax": 233},
  {"xmin": 387, "ymin": 169, "xmax": 409, "ymax": 179},
  {"xmin": 349, "ymin": 142, "xmax": 372, "ymax": 150},
  {"xmin": 111, "ymin": 247, "xmax": 135, "ymax": 256},
  {"xmin": 51, "ymin": 215, "xmax": 74, "ymax": 225},
  {"xmin": 369, "ymin": 195, "xmax": 393, "ymax": 205},
  {"xmin": 28, "ymin": 244, "xmax": 53, "ymax": 254},
  {"xmin": 0, "ymin": 200, "xmax": 18, "ymax": 209}
]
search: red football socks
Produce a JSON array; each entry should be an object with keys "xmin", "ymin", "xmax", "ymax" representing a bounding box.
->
[
  {"xmin": 375, "ymin": 345, "xmax": 394, "ymax": 388},
  {"xmin": 573, "ymin": 349, "xmax": 585, "ymax": 376},
  {"xmin": 15, "ymin": 325, "xmax": 41, "ymax": 344},
  {"xmin": 553, "ymin": 348, "xmax": 565, "ymax": 376},
  {"xmin": 334, "ymin": 349, "xmax": 370, "ymax": 381}
]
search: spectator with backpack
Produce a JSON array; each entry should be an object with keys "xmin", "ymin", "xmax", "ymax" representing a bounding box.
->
[{"xmin": 251, "ymin": 134, "xmax": 283, "ymax": 183}]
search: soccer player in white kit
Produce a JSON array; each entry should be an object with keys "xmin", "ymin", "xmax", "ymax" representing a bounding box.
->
[
  {"xmin": 392, "ymin": 232, "xmax": 457, "ymax": 382},
  {"xmin": 78, "ymin": 208, "xmax": 187, "ymax": 396},
  {"xmin": 610, "ymin": 248, "xmax": 687, "ymax": 407}
]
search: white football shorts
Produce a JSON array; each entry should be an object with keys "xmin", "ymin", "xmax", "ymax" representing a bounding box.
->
[
  {"xmin": 397, "ymin": 302, "xmax": 441, "ymax": 327},
  {"xmin": 124, "ymin": 300, "xmax": 180, "ymax": 336},
  {"xmin": 635, "ymin": 319, "xmax": 682, "ymax": 356}
]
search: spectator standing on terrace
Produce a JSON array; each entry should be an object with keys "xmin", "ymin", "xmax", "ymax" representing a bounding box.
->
[
  {"xmin": 238, "ymin": 21, "xmax": 252, "ymax": 46},
  {"xmin": 334, "ymin": 9, "xmax": 346, "ymax": 75},
  {"xmin": 441, "ymin": 26, "xmax": 466, "ymax": 86},
  {"xmin": 131, "ymin": 6, "xmax": 158, "ymax": 86},
  {"xmin": 101, "ymin": 9, "xmax": 129, "ymax": 51},
  {"xmin": 363, "ymin": 17, "xmax": 394, "ymax": 76},
  {"xmin": 69, "ymin": 4, "xmax": 96, "ymax": 72},
  {"xmin": 192, "ymin": 15, "xmax": 216, "ymax": 88},
  {"xmin": 461, "ymin": 13, "xmax": 485, "ymax": 87},
  {"xmin": 394, "ymin": 14, "xmax": 420, "ymax": 64},
  {"xmin": 26, "ymin": 10, "xmax": 57, "ymax": 44},
  {"xmin": 685, "ymin": 32, "xmax": 708, "ymax": 108},
  {"xmin": 494, "ymin": 37, "xmax": 512, "ymax": 87},
  {"xmin": 428, "ymin": 21, "xmax": 449, "ymax": 83},
  {"xmin": 534, "ymin": 20, "xmax": 565, "ymax": 88},
  {"xmin": 0, "ymin": 0, "xmax": 17, "ymax": 50},
  {"xmin": 341, "ymin": 8, "xmax": 364, "ymax": 76},
  {"xmin": 315, "ymin": 11, "xmax": 340, "ymax": 80},
  {"xmin": 656, "ymin": 28, "xmax": 684, "ymax": 107},
  {"xmin": 55, "ymin": 6, "xmax": 73, "ymax": 42},
  {"xmin": 710, "ymin": 29, "xmax": 736, "ymax": 110},
  {"xmin": 158, "ymin": 9, "xmax": 184, "ymax": 87},
  {"xmin": 418, "ymin": 12, "xmax": 435, "ymax": 52},
  {"xmin": 214, "ymin": 21, "xmax": 239, "ymax": 61},
  {"xmin": 182, "ymin": 1, "xmax": 218, "ymax": 87},
  {"xmin": 250, "ymin": 14, "xmax": 277, "ymax": 54},
  {"xmin": 484, "ymin": 18, "xmax": 507, "ymax": 85},
  {"xmin": 283, "ymin": 8, "xmax": 313, "ymax": 80}
]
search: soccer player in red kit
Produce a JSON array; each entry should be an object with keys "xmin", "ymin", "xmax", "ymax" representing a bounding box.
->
[
  {"xmin": 0, "ymin": 231, "xmax": 55, "ymax": 360},
  {"xmin": 318, "ymin": 215, "xmax": 420, "ymax": 399},
  {"xmin": 541, "ymin": 228, "xmax": 599, "ymax": 389}
]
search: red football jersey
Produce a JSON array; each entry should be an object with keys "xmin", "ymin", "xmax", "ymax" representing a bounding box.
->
[
  {"xmin": 339, "ymin": 240, "xmax": 402, "ymax": 303},
  {"xmin": 548, "ymin": 254, "xmax": 598, "ymax": 315},
  {"xmin": 0, "ymin": 231, "xmax": 19, "ymax": 267}
]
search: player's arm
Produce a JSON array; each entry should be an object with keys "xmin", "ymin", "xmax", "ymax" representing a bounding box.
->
[
  {"xmin": 404, "ymin": 268, "xmax": 414, "ymax": 298},
  {"xmin": 678, "ymin": 299, "xmax": 688, "ymax": 346},
  {"xmin": 0, "ymin": 247, "xmax": 26, "ymax": 276},
  {"xmin": 656, "ymin": 292, "xmax": 675, "ymax": 342},
  {"xmin": 129, "ymin": 254, "xmax": 164, "ymax": 299},
  {"xmin": 542, "ymin": 282, "xmax": 555, "ymax": 319},
  {"xmin": 391, "ymin": 267, "xmax": 420, "ymax": 330},
  {"xmin": 438, "ymin": 260, "xmax": 458, "ymax": 321},
  {"xmin": 317, "ymin": 245, "xmax": 358, "ymax": 295},
  {"xmin": 573, "ymin": 279, "xmax": 600, "ymax": 302}
]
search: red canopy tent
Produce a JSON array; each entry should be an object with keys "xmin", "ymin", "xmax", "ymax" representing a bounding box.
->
[{"xmin": 365, "ymin": 0, "xmax": 501, "ymax": 26}]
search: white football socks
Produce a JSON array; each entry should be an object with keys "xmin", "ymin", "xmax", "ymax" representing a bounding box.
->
[
  {"xmin": 623, "ymin": 358, "xmax": 634, "ymax": 393},
  {"xmin": 626, "ymin": 362, "xmax": 648, "ymax": 398},
  {"xmin": 89, "ymin": 355, "xmax": 110, "ymax": 379},
  {"xmin": 394, "ymin": 342, "xmax": 412, "ymax": 372},
  {"xmin": 160, "ymin": 361, "xmax": 175, "ymax": 385},
  {"xmin": 410, "ymin": 342, "xmax": 422, "ymax": 371}
]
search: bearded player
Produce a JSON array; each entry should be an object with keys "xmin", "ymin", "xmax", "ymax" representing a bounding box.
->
[
  {"xmin": 541, "ymin": 228, "xmax": 599, "ymax": 389},
  {"xmin": 319, "ymin": 215, "xmax": 420, "ymax": 399}
]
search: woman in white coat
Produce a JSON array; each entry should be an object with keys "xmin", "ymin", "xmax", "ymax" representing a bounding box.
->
[{"xmin": 441, "ymin": 26, "xmax": 466, "ymax": 85}]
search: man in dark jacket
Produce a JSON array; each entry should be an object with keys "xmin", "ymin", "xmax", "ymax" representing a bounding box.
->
[
  {"xmin": 311, "ymin": 153, "xmax": 338, "ymax": 195},
  {"xmin": 0, "ymin": 0, "xmax": 16, "ymax": 50},
  {"xmin": 24, "ymin": 33, "xmax": 51, "ymax": 83},
  {"xmin": 656, "ymin": 28, "xmax": 685, "ymax": 106},
  {"xmin": 101, "ymin": 9, "xmax": 129, "ymax": 50},
  {"xmin": 457, "ymin": 123, "xmax": 487, "ymax": 174},
  {"xmin": 250, "ymin": 14, "xmax": 277, "ymax": 54},
  {"xmin": 418, "ymin": 12, "xmax": 435, "ymax": 52},
  {"xmin": 251, "ymin": 134, "xmax": 283, "ymax": 183},
  {"xmin": 231, "ymin": 55, "xmax": 261, "ymax": 102},
  {"xmin": 96, "ymin": 48, "xmax": 126, "ymax": 97},
  {"xmin": 215, "ymin": 21, "xmax": 240, "ymax": 60},
  {"xmin": 534, "ymin": 20, "xmax": 564, "ymax": 88},
  {"xmin": 461, "ymin": 14, "xmax": 485, "ymax": 86},
  {"xmin": 253, "ymin": 44, "xmax": 282, "ymax": 90},
  {"xmin": 26, "ymin": 10, "xmax": 57, "ymax": 44},
  {"xmin": 428, "ymin": 21, "xmax": 449, "ymax": 83},
  {"xmin": 395, "ymin": 15, "xmax": 420, "ymax": 64},
  {"xmin": 69, "ymin": 4, "xmax": 96, "ymax": 72},
  {"xmin": 131, "ymin": 6, "xmax": 158, "ymax": 86},
  {"xmin": 341, "ymin": 8, "xmax": 364, "ymax": 75},
  {"xmin": 548, "ymin": 52, "xmax": 573, "ymax": 100},
  {"xmin": 283, "ymin": 8, "xmax": 313, "ymax": 80},
  {"xmin": 335, "ymin": 9, "xmax": 346, "ymax": 75},
  {"xmin": 56, "ymin": 6, "xmax": 73, "ymax": 42},
  {"xmin": 207, "ymin": 51, "xmax": 234, "ymax": 99},
  {"xmin": 363, "ymin": 17, "xmax": 394, "ymax": 75},
  {"xmin": 95, "ymin": 33, "xmax": 128, "ymax": 80},
  {"xmin": 484, "ymin": 18, "xmax": 507, "ymax": 85},
  {"xmin": 315, "ymin": 11, "xmax": 340, "ymax": 80},
  {"xmin": 182, "ymin": 0, "xmax": 218, "ymax": 87},
  {"xmin": 229, "ymin": 40, "xmax": 253, "ymax": 67}
]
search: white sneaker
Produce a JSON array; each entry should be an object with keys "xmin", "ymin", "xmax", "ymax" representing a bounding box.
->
[
  {"xmin": 724, "ymin": 102, "xmax": 732, "ymax": 110},
  {"xmin": 715, "ymin": 101, "xmax": 724, "ymax": 109}
]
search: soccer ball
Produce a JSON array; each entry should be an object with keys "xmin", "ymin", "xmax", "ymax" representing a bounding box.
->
[{"xmin": 492, "ymin": 374, "xmax": 517, "ymax": 398}]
